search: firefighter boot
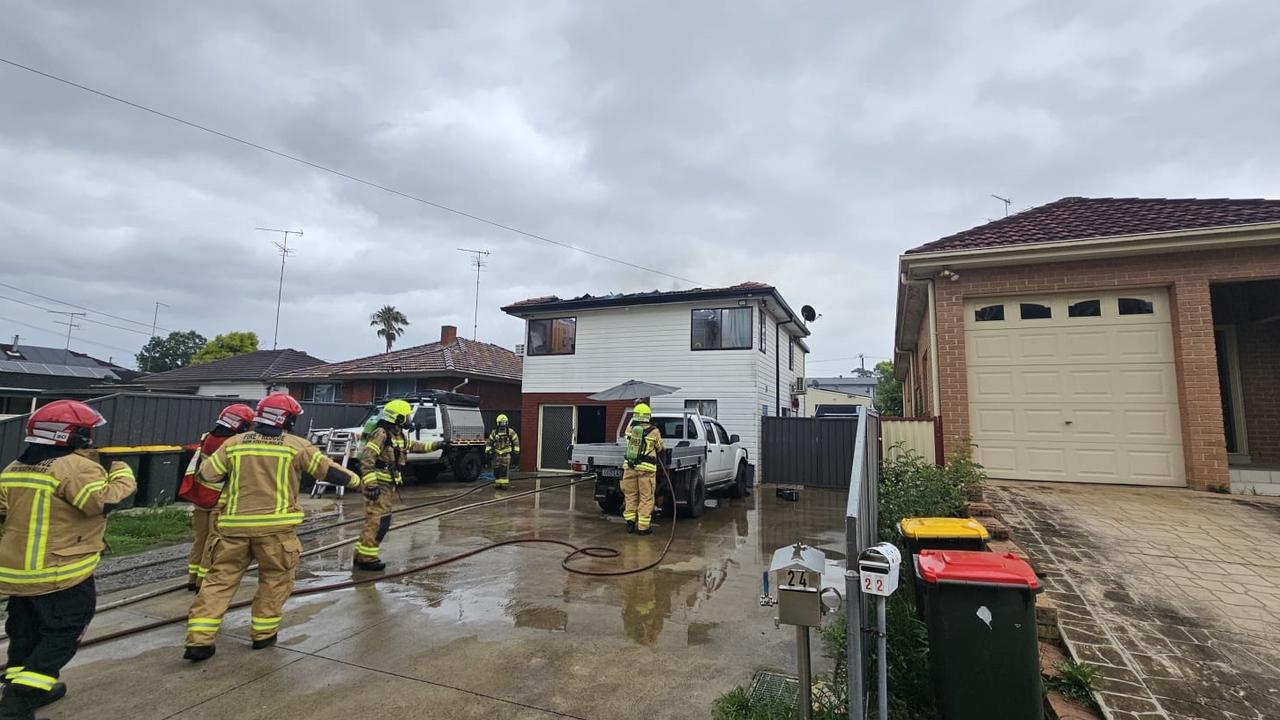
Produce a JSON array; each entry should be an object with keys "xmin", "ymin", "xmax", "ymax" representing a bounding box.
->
[
  {"xmin": 353, "ymin": 557, "xmax": 386, "ymax": 571},
  {"xmin": 182, "ymin": 645, "xmax": 216, "ymax": 662},
  {"xmin": 638, "ymin": 526, "xmax": 653, "ymax": 536},
  {"xmin": 28, "ymin": 684, "xmax": 64, "ymax": 710},
  {"xmin": 0, "ymin": 687, "xmax": 39, "ymax": 720},
  {"xmin": 252, "ymin": 635, "xmax": 278, "ymax": 650},
  {"xmin": 626, "ymin": 520, "xmax": 636, "ymax": 534}
]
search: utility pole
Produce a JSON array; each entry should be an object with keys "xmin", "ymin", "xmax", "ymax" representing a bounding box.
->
[
  {"xmin": 147, "ymin": 301, "xmax": 170, "ymax": 373},
  {"xmin": 991, "ymin": 194, "xmax": 1012, "ymax": 217},
  {"xmin": 456, "ymin": 248, "xmax": 490, "ymax": 340},
  {"xmin": 49, "ymin": 310, "xmax": 86, "ymax": 364},
  {"xmin": 256, "ymin": 227, "xmax": 303, "ymax": 350}
]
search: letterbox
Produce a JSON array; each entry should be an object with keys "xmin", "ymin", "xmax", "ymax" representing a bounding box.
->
[{"xmin": 858, "ymin": 542, "xmax": 902, "ymax": 597}]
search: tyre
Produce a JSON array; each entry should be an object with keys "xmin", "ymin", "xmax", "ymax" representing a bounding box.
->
[
  {"xmin": 728, "ymin": 461, "xmax": 749, "ymax": 499},
  {"xmin": 451, "ymin": 452, "xmax": 482, "ymax": 483},
  {"xmin": 681, "ymin": 470, "xmax": 707, "ymax": 518},
  {"xmin": 597, "ymin": 493, "xmax": 624, "ymax": 516}
]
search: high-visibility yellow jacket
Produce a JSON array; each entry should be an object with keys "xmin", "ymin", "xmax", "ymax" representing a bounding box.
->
[
  {"xmin": 359, "ymin": 426, "xmax": 441, "ymax": 485},
  {"xmin": 199, "ymin": 431, "xmax": 358, "ymax": 536},
  {"xmin": 485, "ymin": 429, "xmax": 520, "ymax": 456},
  {"xmin": 0, "ymin": 452, "xmax": 136, "ymax": 596}
]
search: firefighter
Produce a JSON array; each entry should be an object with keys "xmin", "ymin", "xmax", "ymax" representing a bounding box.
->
[
  {"xmin": 0, "ymin": 400, "xmax": 136, "ymax": 719},
  {"xmin": 353, "ymin": 399, "xmax": 446, "ymax": 571},
  {"xmin": 183, "ymin": 393, "xmax": 359, "ymax": 661},
  {"xmin": 622, "ymin": 402, "xmax": 664, "ymax": 536},
  {"xmin": 484, "ymin": 414, "xmax": 520, "ymax": 488},
  {"xmin": 179, "ymin": 403, "xmax": 254, "ymax": 591}
]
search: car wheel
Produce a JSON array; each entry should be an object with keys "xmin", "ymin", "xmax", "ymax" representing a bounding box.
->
[
  {"xmin": 597, "ymin": 493, "xmax": 624, "ymax": 516},
  {"xmin": 681, "ymin": 471, "xmax": 706, "ymax": 518},
  {"xmin": 452, "ymin": 452, "xmax": 481, "ymax": 483},
  {"xmin": 728, "ymin": 462, "xmax": 748, "ymax": 499}
]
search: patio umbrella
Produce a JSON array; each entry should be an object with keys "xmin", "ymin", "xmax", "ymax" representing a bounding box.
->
[{"xmin": 587, "ymin": 380, "xmax": 680, "ymax": 401}]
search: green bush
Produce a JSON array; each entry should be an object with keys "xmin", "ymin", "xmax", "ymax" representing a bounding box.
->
[{"xmin": 877, "ymin": 444, "xmax": 983, "ymax": 543}]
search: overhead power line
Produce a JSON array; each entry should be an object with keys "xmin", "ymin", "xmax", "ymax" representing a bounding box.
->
[
  {"xmin": 0, "ymin": 313, "xmax": 138, "ymax": 356},
  {"xmin": 0, "ymin": 280, "xmax": 172, "ymax": 333},
  {"xmin": 0, "ymin": 293, "xmax": 157, "ymax": 336},
  {"xmin": 0, "ymin": 57, "xmax": 706, "ymax": 287}
]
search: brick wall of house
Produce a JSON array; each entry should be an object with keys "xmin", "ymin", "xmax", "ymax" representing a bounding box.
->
[
  {"xmin": 927, "ymin": 244, "xmax": 1280, "ymax": 491},
  {"xmin": 1238, "ymin": 325, "xmax": 1280, "ymax": 464},
  {"xmin": 518, "ymin": 392, "xmax": 635, "ymax": 472},
  {"xmin": 914, "ymin": 309, "xmax": 934, "ymax": 417}
]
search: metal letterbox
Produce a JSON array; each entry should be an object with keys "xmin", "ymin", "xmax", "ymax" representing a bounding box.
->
[
  {"xmin": 769, "ymin": 543, "xmax": 826, "ymax": 627},
  {"xmin": 858, "ymin": 542, "xmax": 902, "ymax": 597}
]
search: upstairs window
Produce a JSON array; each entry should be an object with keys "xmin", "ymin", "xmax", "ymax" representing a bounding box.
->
[
  {"xmin": 1020, "ymin": 303, "xmax": 1052, "ymax": 320},
  {"xmin": 788, "ymin": 338, "xmax": 795, "ymax": 370},
  {"xmin": 1118, "ymin": 298, "xmax": 1154, "ymax": 316},
  {"xmin": 759, "ymin": 307, "xmax": 767, "ymax": 353},
  {"xmin": 691, "ymin": 308, "xmax": 752, "ymax": 350},
  {"xmin": 684, "ymin": 399, "xmax": 719, "ymax": 419},
  {"xmin": 528, "ymin": 317, "xmax": 576, "ymax": 355},
  {"xmin": 1068, "ymin": 299, "xmax": 1102, "ymax": 317},
  {"xmin": 974, "ymin": 304, "xmax": 1005, "ymax": 322}
]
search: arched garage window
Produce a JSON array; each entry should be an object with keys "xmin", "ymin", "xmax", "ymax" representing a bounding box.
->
[
  {"xmin": 1118, "ymin": 298, "xmax": 1154, "ymax": 315},
  {"xmin": 1019, "ymin": 303, "xmax": 1052, "ymax": 320},
  {"xmin": 1068, "ymin": 299, "xmax": 1101, "ymax": 317},
  {"xmin": 974, "ymin": 304, "xmax": 1004, "ymax": 322}
]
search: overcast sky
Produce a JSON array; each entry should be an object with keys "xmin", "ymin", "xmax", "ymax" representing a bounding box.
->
[{"xmin": 2, "ymin": 1, "xmax": 1277, "ymax": 372}]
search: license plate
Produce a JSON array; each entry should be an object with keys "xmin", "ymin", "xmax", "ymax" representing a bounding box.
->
[{"xmin": 601, "ymin": 467, "xmax": 622, "ymax": 478}]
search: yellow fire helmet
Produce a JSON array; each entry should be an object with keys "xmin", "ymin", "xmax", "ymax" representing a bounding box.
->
[
  {"xmin": 633, "ymin": 402, "xmax": 652, "ymax": 422},
  {"xmin": 380, "ymin": 399, "xmax": 413, "ymax": 424},
  {"xmin": 496, "ymin": 413, "xmax": 509, "ymax": 427}
]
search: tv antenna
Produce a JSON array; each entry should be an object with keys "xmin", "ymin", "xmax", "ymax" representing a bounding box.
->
[
  {"xmin": 49, "ymin": 310, "xmax": 86, "ymax": 364},
  {"xmin": 256, "ymin": 227, "xmax": 303, "ymax": 349},
  {"xmin": 457, "ymin": 248, "xmax": 490, "ymax": 340},
  {"xmin": 991, "ymin": 194, "xmax": 1012, "ymax": 217}
]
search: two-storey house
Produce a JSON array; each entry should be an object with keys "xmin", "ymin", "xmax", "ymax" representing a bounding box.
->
[{"xmin": 502, "ymin": 282, "xmax": 810, "ymax": 473}]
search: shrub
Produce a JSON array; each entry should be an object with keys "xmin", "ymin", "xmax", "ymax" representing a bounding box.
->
[{"xmin": 877, "ymin": 444, "xmax": 984, "ymax": 543}]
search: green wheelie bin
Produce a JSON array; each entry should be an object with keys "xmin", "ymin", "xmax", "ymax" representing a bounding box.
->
[
  {"xmin": 95, "ymin": 447, "xmax": 142, "ymax": 510},
  {"xmin": 134, "ymin": 445, "xmax": 185, "ymax": 506},
  {"xmin": 899, "ymin": 517, "xmax": 990, "ymax": 617}
]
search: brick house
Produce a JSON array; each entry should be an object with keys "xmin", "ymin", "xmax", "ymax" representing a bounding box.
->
[
  {"xmin": 275, "ymin": 325, "xmax": 522, "ymax": 427},
  {"xmin": 893, "ymin": 197, "xmax": 1280, "ymax": 493}
]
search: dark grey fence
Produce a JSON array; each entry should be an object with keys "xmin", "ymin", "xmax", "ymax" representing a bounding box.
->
[
  {"xmin": 760, "ymin": 416, "xmax": 858, "ymax": 487},
  {"xmin": 0, "ymin": 393, "xmax": 370, "ymax": 466}
]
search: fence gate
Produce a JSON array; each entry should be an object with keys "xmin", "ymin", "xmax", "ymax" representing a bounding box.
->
[{"xmin": 760, "ymin": 416, "xmax": 858, "ymax": 487}]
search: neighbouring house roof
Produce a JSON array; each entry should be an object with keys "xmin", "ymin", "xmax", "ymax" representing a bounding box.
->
[
  {"xmin": 502, "ymin": 281, "xmax": 812, "ymax": 341},
  {"xmin": 907, "ymin": 196, "xmax": 1280, "ymax": 255},
  {"xmin": 274, "ymin": 337, "xmax": 522, "ymax": 384},
  {"xmin": 0, "ymin": 342, "xmax": 132, "ymax": 383},
  {"xmin": 808, "ymin": 376, "xmax": 878, "ymax": 393},
  {"xmin": 139, "ymin": 349, "xmax": 326, "ymax": 387}
]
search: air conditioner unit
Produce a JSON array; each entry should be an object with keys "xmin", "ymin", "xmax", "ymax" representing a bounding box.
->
[
  {"xmin": 790, "ymin": 377, "xmax": 806, "ymax": 395},
  {"xmin": 515, "ymin": 344, "xmax": 525, "ymax": 357}
]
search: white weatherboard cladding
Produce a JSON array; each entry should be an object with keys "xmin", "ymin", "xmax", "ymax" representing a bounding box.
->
[
  {"xmin": 965, "ymin": 288, "xmax": 1184, "ymax": 486},
  {"xmin": 520, "ymin": 300, "xmax": 807, "ymax": 463},
  {"xmin": 196, "ymin": 381, "xmax": 271, "ymax": 399}
]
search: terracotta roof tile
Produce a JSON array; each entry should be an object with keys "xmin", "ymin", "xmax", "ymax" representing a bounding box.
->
[
  {"xmin": 140, "ymin": 349, "xmax": 326, "ymax": 384},
  {"xmin": 275, "ymin": 338, "xmax": 521, "ymax": 383},
  {"xmin": 908, "ymin": 196, "xmax": 1280, "ymax": 254}
]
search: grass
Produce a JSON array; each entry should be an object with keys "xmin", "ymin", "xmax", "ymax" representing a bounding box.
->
[
  {"xmin": 1046, "ymin": 659, "xmax": 1101, "ymax": 710},
  {"xmin": 104, "ymin": 507, "xmax": 192, "ymax": 555}
]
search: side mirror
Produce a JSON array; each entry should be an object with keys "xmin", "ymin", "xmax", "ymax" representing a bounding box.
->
[
  {"xmin": 730, "ymin": 434, "xmax": 740, "ymax": 444},
  {"xmin": 677, "ymin": 440, "xmax": 690, "ymax": 448}
]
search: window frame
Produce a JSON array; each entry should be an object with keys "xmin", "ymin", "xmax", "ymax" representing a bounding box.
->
[
  {"xmin": 974, "ymin": 304, "xmax": 1005, "ymax": 322},
  {"xmin": 1019, "ymin": 302, "xmax": 1053, "ymax": 320},
  {"xmin": 684, "ymin": 399, "xmax": 719, "ymax": 419},
  {"xmin": 1117, "ymin": 297, "xmax": 1155, "ymax": 316},
  {"xmin": 526, "ymin": 316, "xmax": 577, "ymax": 356},
  {"xmin": 1067, "ymin": 299, "xmax": 1102, "ymax": 318},
  {"xmin": 758, "ymin": 307, "xmax": 766, "ymax": 354},
  {"xmin": 690, "ymin": 307, "xmax": 754, "ymax": 351},
  {"xmin": 788, "ymin": 337, "xmax": 795, "ymax": 370}
]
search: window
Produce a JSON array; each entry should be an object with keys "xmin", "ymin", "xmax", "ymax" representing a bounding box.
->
[
  {"xmin": 759, "ymin": 307, "xmax": 766, "ymax": 354},
  {"xmin": 1068, "ymin": 299, "xmax": 1101, "ymax": 317},
  {"xmin": 374, "ymin": 378, "xmax": 416, "ymax": 399},
  {"xmin": 1118, "ymin": 298, "xmax": 1154, "ymax": 316},
  {"xmin": 684, "ymin": 399, "xmax": 719, "ymax": 419},
  {"xmin": 713, "ymin": 422, "xmax": 731, "ymax": 444},
  {"xmin": 302, "ymin": 383, "xmax": 338, "ymax": 403},
  {"xmin": 527, "ymin": 317, "xmax": 576, "ymax": 355},
  {"xmin": 974, "ymin": 304, "xmax": 1005, "ymax": 322},
  {"xmin": 691, "ymin": 307, "xmax": 752, "ymax": 350},
  {"xmin": 412, "ymin": 407, "xmax": 437, "ymax": 430},
  {"xmin": 788, "ymin": 338, "xmax": 795, "ymax": 370},
  {"xmin": 1019, "ymin": 303, "xmax": 1052, "ymax": 320},
  {"xmin": 703, "ymin": 421, "xmax": 718, "ymax": 444},
  {"xmin": 653, "ymin": 416, "xmax": 697, "ymax": 440}
]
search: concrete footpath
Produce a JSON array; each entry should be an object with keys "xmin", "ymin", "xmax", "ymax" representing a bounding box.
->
[{"xmin": 43, "ymin": 481, "xmax": 850, "ymax": 720}]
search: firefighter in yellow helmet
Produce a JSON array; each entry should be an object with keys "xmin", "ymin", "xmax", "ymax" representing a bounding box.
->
[
  {"xmin": 0, "ymin": 400, "xmax": 135, "ymax": 718},
  {"xmin": 354, "ymin": 399, "xmax": 447, "ymax": 570},
  {"xmin": 183, "ymin": 393, "xmax": 359, "ymax": 661},
  {"xmin": 622, "ymin": 402, "xmax": 663, "ymax": 535},
  {"xmin": 484, "ymin": 413, "xmax": 520, "ymax": 488}
]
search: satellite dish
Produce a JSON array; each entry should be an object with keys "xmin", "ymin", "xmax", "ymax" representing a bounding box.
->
[{"xmin": 801, "ymin": 305, "xmax": 819, "ymax": 323}]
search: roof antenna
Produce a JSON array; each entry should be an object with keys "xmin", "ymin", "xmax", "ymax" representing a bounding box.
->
[
  {"xmin": 991, "ymin": 194, "xmax": 1012, "ymax": 217},
  {"xmin": 457, "ymin": 248, "xmax": 490, "ymax": 340}
]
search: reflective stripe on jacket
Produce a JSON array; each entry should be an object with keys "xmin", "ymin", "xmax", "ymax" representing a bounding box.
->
[
  {"xmin": 485, "ymin": 429, "xmax": 520, "ymax": 456},
  {"xmin": 359, "ymin": 426, "xmax": 438, "ymax": 485},
  {"xmin": 199, "ymin": 431, "xmax": 355, "ymax": 536},
  {"xmin": 0, "ymin": 453, "xmax": 136, "ymax": 596},
  {"xmin": 627, "ymin": 424, "xmax": 664, "ymax": 472}
]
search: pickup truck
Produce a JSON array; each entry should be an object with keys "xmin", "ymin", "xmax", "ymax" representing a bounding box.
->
[
  {"xmin": 569, "ymin": 410, "xmax": 752, "ymax": 518},
  {"xmin": 308, "ymin": 390, "xmax": 489, "ymax": 483}
]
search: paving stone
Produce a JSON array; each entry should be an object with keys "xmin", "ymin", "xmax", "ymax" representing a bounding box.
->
[{"xmin": 1098, "ymin": 692, "xmax": 1163, "ymax": 714}]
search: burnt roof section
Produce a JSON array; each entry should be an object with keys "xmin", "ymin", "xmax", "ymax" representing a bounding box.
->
[
  {"xmin": 502, "ymin": 282, "xmax": 810, "ymax": 336},
  {"xmin": 274, "ymin": 337, "xmax": 522, "ymax": 383},
  {"xmin": 907, "ymin": 196, "xmax": 1280, "ymax": 255},
  {"xmin": 139, "ymin": 349, "xmax": 326, "ymax": 385}
]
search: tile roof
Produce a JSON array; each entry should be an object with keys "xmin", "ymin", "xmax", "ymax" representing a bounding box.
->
[
  {"xmin": 0, "ymin": 342, "xmax": 128, "ymax": 381},
  {"xmin": 139, "ymin": 349, "xmax": 326, "ymax": 385},
  {"xmin": 274, "ymin": 338, "xmax": 522, "ymax": 383},
  {"xmin": 907, "ymin": 196, "xmax": 1280, "ymax": 254}
]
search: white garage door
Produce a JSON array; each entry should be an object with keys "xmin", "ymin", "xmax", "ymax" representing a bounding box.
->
[{"xmin": 965, "ymin": 289, "xmax": 1184, "ymax": 486}]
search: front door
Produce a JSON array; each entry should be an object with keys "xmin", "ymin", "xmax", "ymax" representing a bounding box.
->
[{"xmin": 538, "ymin": 405, "xmax": 575, "ymax": 471}]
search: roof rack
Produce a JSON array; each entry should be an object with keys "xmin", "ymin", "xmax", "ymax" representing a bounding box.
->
[{"xmin": 373, "ymin": 389, "xmax": 481, "ymax": 408}]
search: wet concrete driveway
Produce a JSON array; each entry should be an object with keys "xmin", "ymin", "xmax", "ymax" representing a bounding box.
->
[
  {"xmin": 988, "ymin": 481, "xmax": 1280, "ymax": 720},
  {"xmin": 44, "ymin": 479, "xmax": 849, "ymax": 719}
]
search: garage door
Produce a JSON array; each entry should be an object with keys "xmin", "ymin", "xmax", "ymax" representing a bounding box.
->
[{"xmin": 965, "ymin": 289, "xmax": 1184, "ymax": 486}]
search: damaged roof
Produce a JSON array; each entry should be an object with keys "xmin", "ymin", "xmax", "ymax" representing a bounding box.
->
[{"xmin": 275, "ymin": 337, "xmax": 522, "ymax": 383}]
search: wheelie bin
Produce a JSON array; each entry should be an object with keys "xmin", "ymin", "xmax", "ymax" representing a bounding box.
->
[
  {"xmin": 899, "ymin": 517, "xmax": 990, "ymax": 617},
  {"xmin": 134, "ymin": 445, "xmax": 185, "ymax": 506},
  {"xmin": 916, "ymin": 549, "xmax": 1043, "ymax": 719},
  {"xmin": 95, "ymin": 447, "xmax": 143, "ymax": 509}
]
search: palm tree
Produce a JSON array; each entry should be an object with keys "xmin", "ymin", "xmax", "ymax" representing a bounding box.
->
[{"xmin": 370, "ymin": 305, "xmax": 410, "ymax": 353}]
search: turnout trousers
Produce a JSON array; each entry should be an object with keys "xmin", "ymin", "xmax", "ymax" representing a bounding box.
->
[
  {"xmin": 185, "ymin": 532, "xmax": 301, "ymax": 647},
  {"xmin": 355, "ymin": 490, "xmax": 395, "ymax": 562},
  {"xmin": 189, "ymin": 508, "xmax": 214, "ymax": 585},
  {"xmin": 3, "ymin": 577, "xmax": 96, "ymax": 696},
  {"xmin": 493, "ymin": 454, "xmax": 512, "ymax": 486},
  {"xmin": 621, "ymin": 467, "xmax": 656, "ymax": 531}
]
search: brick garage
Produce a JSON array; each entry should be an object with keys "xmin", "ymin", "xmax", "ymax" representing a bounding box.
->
[
  {"xmin": 518, "ymin": 393, "xmax": 634, "ymax": 473},
  {"xmin": 895, "ymin": 197, "xmax": 1280, "ymax": 491}
]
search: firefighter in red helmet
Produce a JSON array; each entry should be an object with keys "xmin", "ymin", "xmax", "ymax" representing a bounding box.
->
[
  {"xmin": 178, "ymin": 404, "xmax": 254, "ymax": 590},
  {"xmin": 184, "ymin": 393, "xmax": 359, "ymax": 661},
  {"xmin": 0, "ymin": 400, "xmax": 136, "ymax": 719}
]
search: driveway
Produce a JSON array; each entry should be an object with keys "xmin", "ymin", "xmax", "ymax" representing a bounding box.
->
[
  {"xmin": 987, "ymin": 481, "xmax": 1280, "ymax": 720},
  {"xmin": 40, "ymin": 481, "xmax": 849, "ymax": 720}
]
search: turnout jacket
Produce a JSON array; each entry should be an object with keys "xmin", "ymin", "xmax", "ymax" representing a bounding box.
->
[
  {"xmin": 484, "ymin": 428, "xmax": 520, "ymax": 456},
  {"xmin": 359, "ymin": 425, "xmax": 442, "ymax": 485},
  {"xmin": 199, "ymin": 430, "xmax": 358, "ymax": 536},
  {"xmin": 0, "ymin": 451, "xmax": 136, "ymax": 596}
]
